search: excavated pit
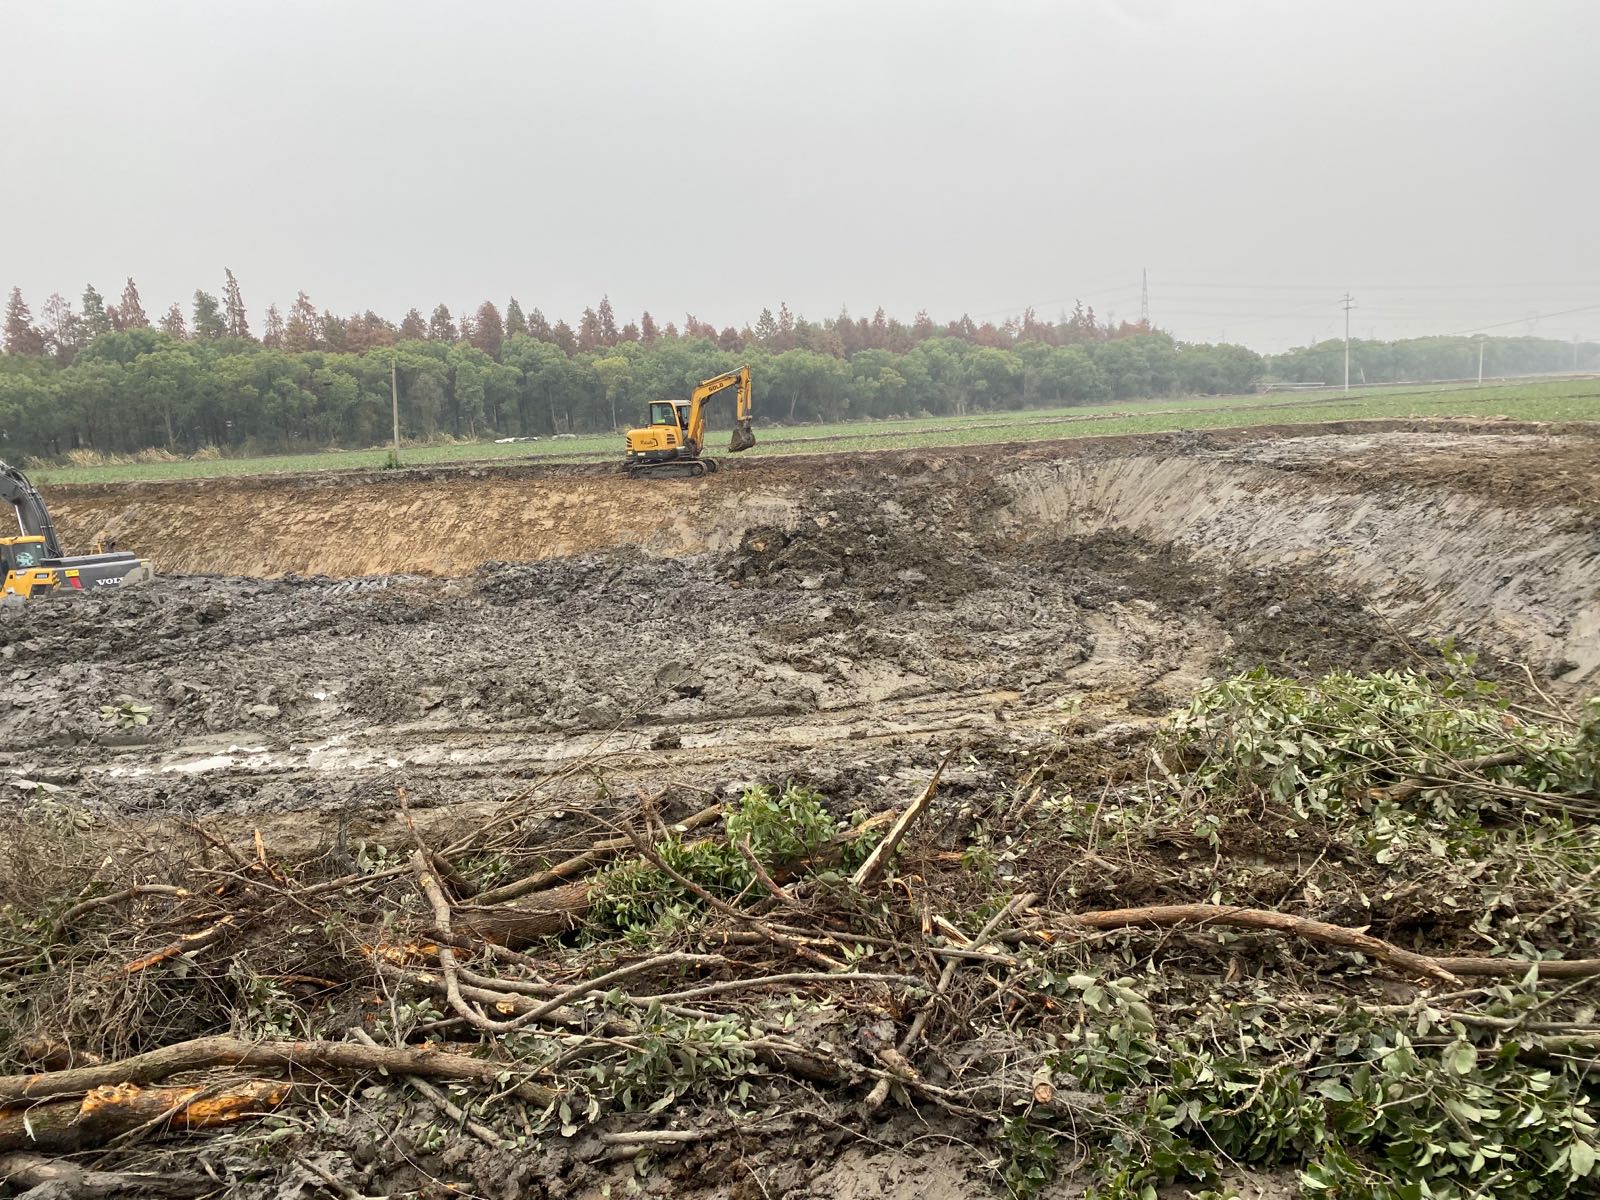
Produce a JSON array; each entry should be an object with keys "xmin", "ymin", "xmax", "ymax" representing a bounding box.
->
[{"xmin": 3, "ymin": 421, "xmax": 1596, "ymax": 848}]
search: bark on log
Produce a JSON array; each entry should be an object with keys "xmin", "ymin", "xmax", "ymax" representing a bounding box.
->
[
  {"xmin": 0, "ymin": 1080, "xmax": 287, "ymax": 1152},
  {"xmin": 1430, "ymin": 955, "xmax": 1600, "ymax": 979},
  {"xmin": 454, "ymin": 880, "xmax": 594, "ymax": 947},
  {"xmin": 0, "ymin": 1035, "xmax": 558, "ymax": 1107}
]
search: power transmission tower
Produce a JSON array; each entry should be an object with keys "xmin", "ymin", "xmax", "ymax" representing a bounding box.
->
[
  {"xmin": 1341, "ymin": 293, "xmax": 1356, "ymax": 393},
  {"xmin": 1140, "ymin": 268, "xmax": 1149, "ymax": 326}
]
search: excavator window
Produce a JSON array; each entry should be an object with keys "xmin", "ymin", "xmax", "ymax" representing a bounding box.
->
[
  {"xmin": 648, "ymin": 402, "xmax": 676, "ymax": 427},
  {"xmin": 2, "ymin": 542, "xmax": 41, "ymax": 571}
]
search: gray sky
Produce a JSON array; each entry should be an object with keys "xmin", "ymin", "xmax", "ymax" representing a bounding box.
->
[{"xmin": 3, "ymin": 0, "xmax": 1596, "ymax": 351}]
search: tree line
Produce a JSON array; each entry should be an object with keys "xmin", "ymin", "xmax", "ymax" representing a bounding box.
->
[
  {"xmin": 0, "ymin": 272, "xmax": 1587, "ymax": 461},
  {"xmin": 1269, "ymin": 334, "xmax": 1597, "ymax": 387},
  {"xmin": 0, "ymin": 274, "xmax": 1268, "ymax": 458}
]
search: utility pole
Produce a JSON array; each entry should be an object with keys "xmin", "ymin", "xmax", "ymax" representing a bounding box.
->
[
  {"xmin": 390, "ymin": 352, "xmax": 401, "ymax": 465},
  {"xmin": 1140, "ymin": 268, "xmax": 1149, "ymax": 327},
  {"xmin": 1341, "ymin": 293, "xmax": 1355, "ymax": 393},
  {"xmin": 1477, "ymin": 337, "xmax": 1485, "ymax": 387}
]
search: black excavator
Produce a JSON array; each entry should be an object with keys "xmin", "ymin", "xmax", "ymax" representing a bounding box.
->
[{"xmin": 0, "ymin": 460, "xmax": 154, "ymax": 605}]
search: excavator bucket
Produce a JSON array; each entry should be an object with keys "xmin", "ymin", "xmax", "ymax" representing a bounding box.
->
[{"xmin": 728, "ymin": 419, "xmax": 756, "ymax": 453}]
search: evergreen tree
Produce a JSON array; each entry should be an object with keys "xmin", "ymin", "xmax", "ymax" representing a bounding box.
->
[
  {"xmin": 640, "ymin": 311, "xmax": 659, "ymax": 343},
  {"xmin": 321, "ymin": 310, "xmax": 347, "ymax": 352},
  {"xmin": 3, "ymin": 287, "xmax": 44, "ymax": 355},
  {"xmin": 597, "ymin": 295, "xmax": 618, "ymax": 346},
  {"xmin": 118, "ymin": 277, "xmax": 150, "ymax": 328},
  {"xmin": 504, "ymin": 297, "xmax": 527, "ymax": 337},
  {"xmin": 39, "ymin": 292, "xmax": 84, "ymax": 361},
  {"xmin": 223, "ymin": 268, "xmax": 250, "ymax": 338},
  {"xmin": 160, "ymin": 302, "xmax": 189, "ymax": 338},
  {"xmin": 262, "ymin": 304, "xmax": 285, "ymax": 347},
  {"xmin": 427, "ymin": 304, "xmax": 457, "ymax": 342},
  {"xmin": 754, "ymin": 307, "xmax": 778, "ymax": 343},
  {"xmin": 284, "ymin": 291, "xmax": 323, "ymax": 350},
  {"xmin": 620, "ymin": 321, "xmax": 640, "ymax": 342},
  {"xmin": 527, "ymin": 307, "xmax": 553, "ymax": 342},
  {"xmin": 81, "ymin": 284, "xmax": 112, "ymax": 339},
  {"xmin": 577, "ymin": 306, "xmax": 602, "ymax": 351},
  {"xmin": 472, "ymin": 301, "xmax": 504, "ymax": 357},
  {"xmin": 345, "ymin": 311, "xmax": 396, "ymax": 353},
  {"xmin": 457, "ymin": 309, "xmax": 476, "ymax": 345},
  {"xmin": 552, "ymin": 319, "xmax": 577, "ymax": 354},
  {"xmin": 398, "ymin": 308, "xmax": 427, "ymax": 340},
  {"xmin": 192, "ymin": 290, "xmax": 226, "ymax": 339}
]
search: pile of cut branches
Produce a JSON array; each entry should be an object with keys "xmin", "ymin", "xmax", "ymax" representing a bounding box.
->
[{"xmin": 2, "ymin": 667, "xmax": 1598, "ymax": 1199}]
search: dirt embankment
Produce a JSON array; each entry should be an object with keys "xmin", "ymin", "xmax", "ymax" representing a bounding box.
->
[{"xmin": 45, "ymin": 421, "xmax": 1600, "ymax": 682}]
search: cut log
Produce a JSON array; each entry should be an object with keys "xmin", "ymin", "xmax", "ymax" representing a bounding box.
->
[
  {"xmin": 0, "ymin": 1080, "xmax": 287, "ymax": 1152},
  {"xmin": 453, "ymin": 880, "xmax": 595, "ymax": 947}
]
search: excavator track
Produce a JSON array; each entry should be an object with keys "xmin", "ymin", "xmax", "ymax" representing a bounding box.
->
[{"xmin": 624, "ymin": 458, "xmax": 712, "ymax": 479}]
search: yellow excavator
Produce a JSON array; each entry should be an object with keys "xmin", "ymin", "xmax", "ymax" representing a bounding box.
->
[
  {"xmin": 1, "ymin": 460, "xmax": 154, "ymax": 606},
  {"xmin": 623, "ymin": 365, "xmax": 756, "ymax": 478}
]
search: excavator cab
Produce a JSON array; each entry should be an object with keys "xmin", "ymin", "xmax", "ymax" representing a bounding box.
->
[{"xmin": 1, "ymin": 536, "xmax": 60, "ymax": 603}]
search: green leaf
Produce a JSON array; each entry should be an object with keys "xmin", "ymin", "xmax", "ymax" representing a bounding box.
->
[
  {"xmin": 1316, "ymin": 1080, "xmax": 1353, "ymax": 1102},
  {"xmin": 1571, "ymin": 1140, "xmax": 1597, "ymax": 1179},
  {"xmin": 1443, "ymin": 1040, "xmax": 1477, "ymax": 1076}
]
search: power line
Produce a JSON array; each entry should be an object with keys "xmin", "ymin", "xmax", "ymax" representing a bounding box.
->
[
  {"xmin": 1443, "ymin": 302, "xmax": 1600, "ymax": 337},
  {"xmin": 1155, "ymin": 279, "xmax": 1600, "ymax": 292}
]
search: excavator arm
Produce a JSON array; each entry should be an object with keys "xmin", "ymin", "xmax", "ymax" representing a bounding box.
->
[
  {"xmin": 686, "ymin": 366, "xmax": 756, "ymax": 453},
  {"xmin": 0, "ymin": 461, "xmax": 64, "ymax": 557}
]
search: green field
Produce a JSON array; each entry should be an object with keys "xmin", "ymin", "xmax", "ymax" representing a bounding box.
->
[{"xmin": 31, "ymin": 377, "xmax": 1600, "ymax": 485}]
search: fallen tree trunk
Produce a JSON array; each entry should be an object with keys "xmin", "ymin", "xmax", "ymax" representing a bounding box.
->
[
  {"xmin": 0, "ymin": 1035, "xmax": 558, "ymax": 1107},
  {"xmin": 453, "ymin": 880, "xmax": 594, "ymax": 946},
  {"xmin": 0, "ymin": 1080, "xmax": 287, "ymax": 1153},
  {"xmin": 1062, "ymin": 903, "xmax": 1462, "ymax": 985}
]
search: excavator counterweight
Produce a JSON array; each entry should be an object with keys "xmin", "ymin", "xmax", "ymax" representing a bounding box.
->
[{"xmin": 623, "ymin": 365, "xmax": 756, "ymax": 477}]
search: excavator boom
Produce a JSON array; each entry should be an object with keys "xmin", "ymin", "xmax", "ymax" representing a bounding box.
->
[
  {"xmin": 0, "ymin": 461, "xmax": 64, "ymax": 557},
  {"xmin": 685, "ymin": 365, "xmax": 756, "ymax": 454}
]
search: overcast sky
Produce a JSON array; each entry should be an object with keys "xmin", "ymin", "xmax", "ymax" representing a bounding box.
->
[{"xmin": 3, "ymin": 0, "xmax": 1596, "ymax": 351}]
